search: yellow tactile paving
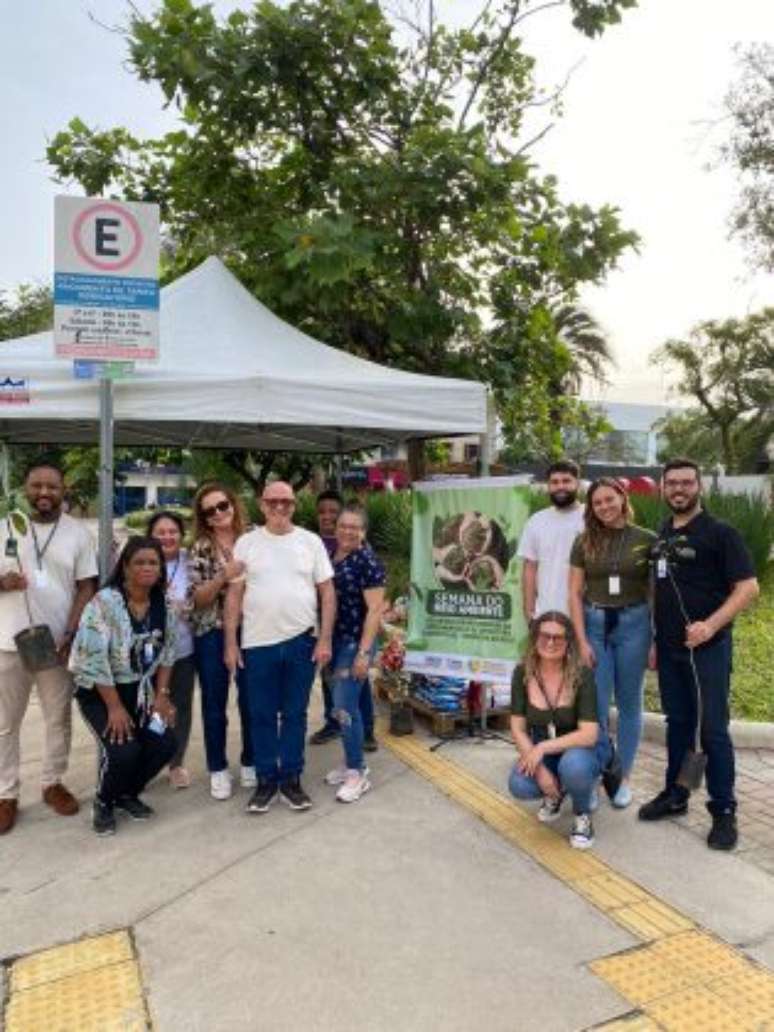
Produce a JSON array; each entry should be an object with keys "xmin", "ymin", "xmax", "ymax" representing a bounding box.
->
[
  {"xmin": 377, "ymin": 722, "xmax": 774, "ymax": 1030},
  {"xmin": 5, "ymin": 959, "xmax": 146, "ymax": 1032},
  {"xmin": 10, "ymin": 930, "xmax": 133, "ymax": 992}
]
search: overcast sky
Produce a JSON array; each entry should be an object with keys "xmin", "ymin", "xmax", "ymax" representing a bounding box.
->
[{"xmin": 1, "ymin": 0, "xmax": 772, "ymax": 405}]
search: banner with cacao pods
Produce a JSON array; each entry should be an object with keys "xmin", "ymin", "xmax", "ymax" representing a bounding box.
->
[{"xmin": 404, "ymin": 477, "xmax": 531, "ymax": 683}]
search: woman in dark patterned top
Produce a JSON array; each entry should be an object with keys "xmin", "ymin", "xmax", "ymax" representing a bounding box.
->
[
  {"xmin": 324, "ymin": 503, "xmax": 386, "ymax": 804},
  {"xmin": 187, "ymin": 482, "xmax": 253, "ymax": 802},
  {"xmin": 508, "ymin": 611, "xmax": 611, "ymax": 851}
]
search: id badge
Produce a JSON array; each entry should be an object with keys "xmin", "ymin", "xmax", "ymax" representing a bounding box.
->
[
  {"xmin": 657, "ymin": 558, "xmax": 668, "ymax": 579},
  {"xmin": 608, "ymin": 575, "xmax": 621, "ymax": 596},
  {"xmin": 547, "ymin": 722, "xmax": 556, "ymax": 740},
  {"xmin": 4, "ymin": 538, "xmax": 17, "ymax": 558},
  {"xmin": 143, "ymin": 640, "xmax": 155, "ymax": 666},
  {"xmin": 34, "ymin": 569, "xmax": 49, "ymax": 589}
]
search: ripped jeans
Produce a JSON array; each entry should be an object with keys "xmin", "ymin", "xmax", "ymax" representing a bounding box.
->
[{"xmin": 331, "ymin": 638, "xmax": 373, "ymax": 772}]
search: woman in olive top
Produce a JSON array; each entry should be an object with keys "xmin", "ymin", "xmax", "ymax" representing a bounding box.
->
[
  {"xmin": 568, "ymin": 477, "xmax": 655, "ymax": 809},
  {"xmin": 508, "ymin": 611, "xmax": 605, "ymax": 850}
]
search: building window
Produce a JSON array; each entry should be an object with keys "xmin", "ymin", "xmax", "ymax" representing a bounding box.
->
[{"xmin": 464, "ymin": 443, "xmax": 480, "ymax": 462}]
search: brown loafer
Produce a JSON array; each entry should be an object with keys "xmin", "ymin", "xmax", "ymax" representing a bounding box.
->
[
  {"xmin": 42, "ymin": 783, "xmax": 80, "ymax": 816},
  {"xmin": 0, "ymin": 798, "xmax": 18, "ymax": 834}
]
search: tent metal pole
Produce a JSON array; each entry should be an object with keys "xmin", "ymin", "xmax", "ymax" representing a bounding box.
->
[
  {"xmin": 0, "ymin": 442, "xmax": 9, "ymax": 497},
  {"xmin": 98, "ymin": 378, "xmax": 114, "ymax": 581}
]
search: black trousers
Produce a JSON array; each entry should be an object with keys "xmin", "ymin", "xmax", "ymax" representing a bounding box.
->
[
  {"xmin": 76, "ymin": 683, "xmax": 177, "ymax": 805},
  {"xmin": 168, "ymin": 656, "xmax": 195, "ymax": 769}
]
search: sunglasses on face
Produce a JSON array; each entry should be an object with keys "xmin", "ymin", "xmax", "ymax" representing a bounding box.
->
[
  {"xmin": 263, "ymin": 498, "xmax": 295, "ymax": 509},
  {"xmin": 202, "ymin": 499, "xmax": 232, "ymax": 519},
  {"xmin": 538, "ymin": 632, "xmax": 567, "ymax": 645}
]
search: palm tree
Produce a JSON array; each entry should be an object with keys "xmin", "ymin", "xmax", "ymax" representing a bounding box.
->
[{"xmin": 552, "ymin": 302, "xmax": 615, "ymax": 394}]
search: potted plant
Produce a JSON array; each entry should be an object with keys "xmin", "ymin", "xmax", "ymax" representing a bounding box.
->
[
  {"xmin": 1, "ymin": 489, "xmax": 59, "ymax": 673},
  {"xmin": 378, "ymin": 634, "xmax": 414, "ymax": 736}
]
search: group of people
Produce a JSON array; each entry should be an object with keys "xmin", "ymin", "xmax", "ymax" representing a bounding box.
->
[
  {"xmin": 0, "ymin": 463, "xmax": 384, "ymax": 836},
  {"xmin": 0, "ymin": 455, "xmax": 759, "ymax": 857},
  {"xmin": 511, "ymin": 458, "xmax": 758, "ymax": 852}
]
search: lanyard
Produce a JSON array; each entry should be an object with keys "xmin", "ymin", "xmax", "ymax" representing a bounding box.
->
[
  {"xmin": 29, "ymin": 517, "xmax": 61, "ymax": 570},
  {"xmin": 533, "ymin": 669, "xmax": 563, "ymax": 724}
]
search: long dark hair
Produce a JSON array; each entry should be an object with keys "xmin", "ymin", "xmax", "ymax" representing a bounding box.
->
[
  {"xmin": 107, "ymin": 536, "xmax": 167, "ymax": 606},
  {"xmin": 581, "ymin": 477, "xmax": 634, "ymax": 561}
]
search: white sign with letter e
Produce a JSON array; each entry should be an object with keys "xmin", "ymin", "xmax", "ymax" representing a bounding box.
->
[{"xmin": 54, "ymin": 196, "xmax": 160, "ymax": 361}]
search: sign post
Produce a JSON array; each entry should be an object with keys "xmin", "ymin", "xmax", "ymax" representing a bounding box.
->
[{"xmin": 54, "ymin": 196, "xmax": 160, "ymax": 577}]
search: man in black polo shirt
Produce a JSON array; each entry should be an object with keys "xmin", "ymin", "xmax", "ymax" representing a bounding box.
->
[{"xmin": 638, "ymin": 459, "xmax": 759, "ymax": 850}]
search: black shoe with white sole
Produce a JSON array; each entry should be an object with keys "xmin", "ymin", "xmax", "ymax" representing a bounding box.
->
[
  {"xmin": 279, "ymin": 777, "xmax": 312, "ymax": 810},
  {"xmin": 246, "ymin": 780, "xmax": 278, "ymax": 814},
  {"xmin": 115, "ymin": 796, "xmax": 154, "ymax": 820},
  {"xmin": 92, "ymin": 800, "xmax": 116, "ymax": 836}
]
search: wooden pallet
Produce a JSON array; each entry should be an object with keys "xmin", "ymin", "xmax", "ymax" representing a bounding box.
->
[{"xmin": 406, "ymin": 695, "xmax": 511, "ymax": 737}]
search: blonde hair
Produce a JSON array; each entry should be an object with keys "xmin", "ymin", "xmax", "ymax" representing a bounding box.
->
[
  {"xmin": 523, "ymin": 611, "xmax": 583, "ymax": 699},
  {"xmin": 580, "ymin": 477, "xmax": 634, "ymax": 562}
]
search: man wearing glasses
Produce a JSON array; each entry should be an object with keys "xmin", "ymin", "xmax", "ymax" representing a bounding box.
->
[
  {"xmin": 224, "ymin": 482, "xmax": 335, "ymax": 813},
  {"xmin": 638, "ymin": 458, "xmax": 759, "ymax": 850}
]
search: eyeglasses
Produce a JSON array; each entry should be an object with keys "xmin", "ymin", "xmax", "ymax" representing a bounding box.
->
[
  {"xmin": 202, "ymin": 499, "xmax": 231, "ymax": 519},
  {"xmin": 538, "ymin": 632, "xmax": 567, "ymax": 645},
  {"xmin": 263, "ymin": 498, "xmax": 295, "ymax": 509}
]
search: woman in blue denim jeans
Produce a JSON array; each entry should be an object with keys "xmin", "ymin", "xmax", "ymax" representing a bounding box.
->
[
  {"xmin": 324, "ymin": 503, "xmax": 386, "ymax": 804},
  {"xmin": 568, "ymin": 478, "xmax": 656, "ymax": 808},
  {"xmin": 508, "ymin": 612, "xmax": 609, "ymax": 850}
]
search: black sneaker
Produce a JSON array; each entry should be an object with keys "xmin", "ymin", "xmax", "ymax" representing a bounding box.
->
[
  {"xmin": 246, "ymin": 779, "xmax": 278, "ymax": 814},
  {"xmin": 115, "ymin": 796, "xmax": 154, "ymax": 820},
  {"xmin": 309, "ymin": 724, "xmax": 340, "ymax": 745},
  {"xmin": 601, "ymin": 744, "xmax": 623, "ymax": 801},
  {"xmin": 92, "ymin": 800, "xmax": 116, "ymax": 836},
  {"xmin": 362, "ymin": 735, "xmax": 379, "ymax": 753},
  {"xmin": 708, "ymin": 812, "xmax": 738, "ymax": 851},
  {"xmin": 638, "ymin": 788, "xmax": 689, "ymax": 821},
  {"xmin": 279, "ymin": 777, "xmax": 312, "ymax": 811}
]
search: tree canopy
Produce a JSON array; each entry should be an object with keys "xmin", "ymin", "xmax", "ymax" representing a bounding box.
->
[
  {"xmin": 652, "ymin": 308, "xmax": 774, "ymax": 474},
  {"xmin": 722, "ymin": 43, "xmax": 774, "ymax": 272},
  {"xmin": 47, "ymin": 0, "xmax": 638, "ymax": 462}
]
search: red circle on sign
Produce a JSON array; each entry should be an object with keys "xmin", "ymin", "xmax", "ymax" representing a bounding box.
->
[{"xmin": 72, "ymin": 202, "xmax": 144, "ymax": 272}]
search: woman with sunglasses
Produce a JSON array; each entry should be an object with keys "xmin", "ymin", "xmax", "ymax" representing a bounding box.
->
[
  {"xmin": 508, "ymin": 611, "xmax": 609, "ymax": 850},
  {"xmin": 568, "ymin": 478, "xmax": 655, "ymax": 809},
  {"xmin": 69, "ymin": 537, "xmax": 177, "ymax": 836},
  {"xmin": 148, "ymin": 510, "xmax": 195, "ymax": 789},
  {"xmin": 188, "ymin": 483, "xmax": 253, "ymax": 801}
]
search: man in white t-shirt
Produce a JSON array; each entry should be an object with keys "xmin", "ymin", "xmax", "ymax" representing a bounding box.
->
[
  {"xmin": 0, "ymin": 460, "xmax": 97, "ymax": 834},
  {"xmin": 517, "ymin": 460, "xmax": 584, "ymax": 621},
  {"xmin": 225, "ymin": 481, "xmax": 335, "ymax": 814}
]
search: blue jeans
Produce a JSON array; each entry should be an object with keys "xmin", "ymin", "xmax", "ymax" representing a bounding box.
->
[
  {"xmin": 331, "ymin": 639, "xmax": 374, "ymax": 771},
  {"xmin": 585, "ymin": 602, "xmax": 651, "ymax": 777},
  {"xmin": 656, "ymin": 634, "xmax": 735, "ymax": 815},
  {"xmin": 321, "ymin": 665, "xmax": 375, "ymax": 737},
  {"xmin": 194, "ymin": 627, "xmax": 252, "ymax": 773},
  {"xmin": 508, "ymin": 744, "xmax": 605, "ymax": 815},
  {"xmin": 243, "ymin": 630, "xmax": 317, "ymax": 784}
]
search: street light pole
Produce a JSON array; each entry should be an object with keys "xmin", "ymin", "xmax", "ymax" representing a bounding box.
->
[{"xmin": 98, "ymin": 377, "xmax": 114, "ymax": 581}]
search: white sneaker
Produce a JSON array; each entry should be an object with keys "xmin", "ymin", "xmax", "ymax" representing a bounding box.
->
[
  {"xmin": 325, "ymin": 765, "xmax": 370, "ymax": 786},
  {"xmin": 240, "ymin": 765, "xmax": 257, "ymax": 789},
  {"xmin": 335, "ymin": 770, "xmax": 371, "ymax": 803},
  {"xmin": 210, "ymin": 769, "xmax": 233, "ymax": 800}
]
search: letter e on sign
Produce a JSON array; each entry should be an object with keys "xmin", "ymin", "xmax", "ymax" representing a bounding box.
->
[{"xmin": 72, "ymin": 202, "xmax": 143, "ymax": 272}]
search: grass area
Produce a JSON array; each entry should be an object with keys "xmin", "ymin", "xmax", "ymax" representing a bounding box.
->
[{"xmin": 644, "ymin": 564, "xmax": 774, "ymax": 722}]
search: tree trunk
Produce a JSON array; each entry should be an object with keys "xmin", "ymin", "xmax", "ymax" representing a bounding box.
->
[{"xmin": 407, "ymin": 438, "xmax": 426, "ymax": 482}]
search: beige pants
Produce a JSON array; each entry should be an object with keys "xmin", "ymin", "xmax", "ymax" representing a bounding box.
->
[{"xmin": 0, "ymin": 650, "xmax": 73, "ymax": 800}]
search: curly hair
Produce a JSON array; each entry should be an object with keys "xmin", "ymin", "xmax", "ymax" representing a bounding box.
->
[
  {"xmin": 191, "ymin": 481, "xmax": 246, "ymax": 543},
  {"xmin": 523, "ymin": 611, "xmax": 583, "ymax": 700},
  {"xmin": 579, "ymin": 477, "xmax": 634, "ymax": 562}
]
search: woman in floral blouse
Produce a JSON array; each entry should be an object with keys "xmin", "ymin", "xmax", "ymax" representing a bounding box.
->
[
  {"xmin": 70, "ymin": 537, "xmax": 178, "ymax": 836},
  {"xmin": 324, "ymin": 503, "xmax": 385, "ymax": 804},
  {"xmin": 188, "ymin": 482, "xmax": 253, "ymax": 801}
]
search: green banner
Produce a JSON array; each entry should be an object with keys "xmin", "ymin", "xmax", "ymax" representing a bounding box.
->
[{"xmin": 405, "ymin": 479, "xmax": 531, "ymax": 683}]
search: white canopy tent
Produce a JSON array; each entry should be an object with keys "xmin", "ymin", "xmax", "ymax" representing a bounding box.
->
[{"xmin": 0, "ymin": 256, "xmax": 487, "ymax": 452}]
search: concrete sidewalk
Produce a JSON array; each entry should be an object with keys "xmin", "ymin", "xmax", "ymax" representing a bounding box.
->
[{"xmin": 2, "ymin": 690, "xmax": 773, "ymax": 1031}]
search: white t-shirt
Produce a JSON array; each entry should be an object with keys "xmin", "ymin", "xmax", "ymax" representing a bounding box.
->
[
  {"xmin": 0, "ymin": 513, "xmax": 98, "ymax": 651},
  {"xmin": 166, "ymin": 548, "xmax": 194, "ymax": 660},
  {"xmin": 234, "ymin": 526, "xmax": 333, "ymax": 648},
  {"xmin": 517, "ymin": 505, "xmax": 584, "ymax": 618}
]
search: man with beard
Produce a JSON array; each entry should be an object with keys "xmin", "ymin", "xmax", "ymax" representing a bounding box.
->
[
  {"xmin": 639, "ymin": 458, "xmax": 759, "ymax": 850},
  {"xmin": 518, "ymin": 459, "xmax": 584, "ymax": 621},
  {"xmin": 0, "ymin": 459, "xmax": 97, "ymax": 834}
]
